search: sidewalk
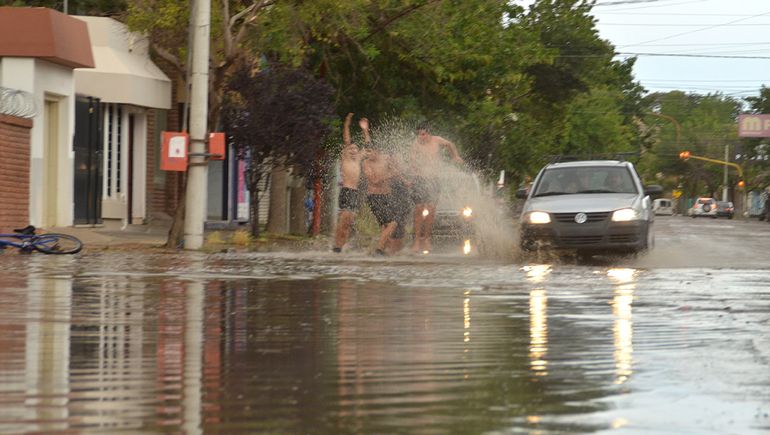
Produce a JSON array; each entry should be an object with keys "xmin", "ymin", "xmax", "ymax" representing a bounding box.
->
[
  {"xmin": 47, "ymin": 218, "xmax": 331, "ymax": 252},
  {"xmin": 49, "ymin": 217, "xmax": 172, "ymax": 249}
]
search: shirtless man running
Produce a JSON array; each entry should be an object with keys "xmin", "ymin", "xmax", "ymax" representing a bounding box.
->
[
  {"xmin": 332, "ymin": 113, "xmax": 369, "ymax": 252},
  {"xmin": 408, "ymin": 122, "xmax": 464, "ymax": 253},
  {"xmin": 363, "ymin": 143, "xmax": 399, "ymax": 256}
]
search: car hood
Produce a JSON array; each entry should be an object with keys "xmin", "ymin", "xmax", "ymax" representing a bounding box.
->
[{"xmin": 523, "ymin": 193, "xmax": 640, "ymax": 213}]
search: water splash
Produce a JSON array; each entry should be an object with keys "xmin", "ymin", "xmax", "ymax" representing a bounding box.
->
[{"xmin": 341, "ymin": 116, "xmax": 518, "ymax": 258}]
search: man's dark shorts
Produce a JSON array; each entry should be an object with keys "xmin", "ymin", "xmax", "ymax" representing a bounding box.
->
[
  {"xmin": 338, "ymin": 187, "xmax": 360, "ymax": 211},
  {"xmin": 367, "ymin": 194, "xmax": 397, "ymax": 227},
  {"xmin": 411, "ymin": 176, "xmax": 440, "ymax": 205}
]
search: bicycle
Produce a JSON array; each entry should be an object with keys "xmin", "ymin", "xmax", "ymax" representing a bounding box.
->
[{"xmin": 0, "ymin": 225, "xmax": 83, "ymax": 254}]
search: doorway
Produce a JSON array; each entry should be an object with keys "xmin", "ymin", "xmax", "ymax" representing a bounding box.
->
[
  {"xmin": 43, "ymin": 99, "xmax": 59, "ymax": 227},
  {"xmin": 73, "ymin": 96, "xmax": 103, "ymax": 225}
]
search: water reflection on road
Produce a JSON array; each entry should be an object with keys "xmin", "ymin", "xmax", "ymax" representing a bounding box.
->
[{"xmin": 0, "ymin": 251, "xmax": 768, "ymax": 434}]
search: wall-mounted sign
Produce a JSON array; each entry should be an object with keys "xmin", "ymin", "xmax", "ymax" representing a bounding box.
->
[
  {"xmin": 738, "ymin": 114, "xmax": 770, "ymax": 137},
  {"xmin": 209, "ymin": 132, "xmax": 225, "ymax": 160},
  {"xmin": 161, "ymin": 131, "xmax": 189, "ymax": 171}
]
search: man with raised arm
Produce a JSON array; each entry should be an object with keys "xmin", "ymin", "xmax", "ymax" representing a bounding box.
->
[
  {"xmin": 332, "ymin": 113, "xmax": 369, "ymax": 253},
  {"xmin": 408, "ymin": 121, "xmax": 464, "ymax": 254}
]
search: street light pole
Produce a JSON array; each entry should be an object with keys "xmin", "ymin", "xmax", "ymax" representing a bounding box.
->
[
  {"xmin": 184, "ymin": 0, "xmax": 210, "ymax": 250},
  {"xmin": 646, "ymin": 112, "xmax": 681, "ymax": 150},
  {"xmin": 723, "ymin": 145, "xmax": 729, "ymax": 201},
  {"xmin": 679, "ymin": 151, "xmax": 746, "ymax": 217}
]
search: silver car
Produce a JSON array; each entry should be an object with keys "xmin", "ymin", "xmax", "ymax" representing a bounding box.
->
[{"xmin": 516, "ymin": 160, "xmax": 663, "ymax": 256}]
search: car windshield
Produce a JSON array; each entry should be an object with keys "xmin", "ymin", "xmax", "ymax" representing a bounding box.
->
[{"xmin": 532, "ymin": 166, "xmax": 637, "ymax": 197}]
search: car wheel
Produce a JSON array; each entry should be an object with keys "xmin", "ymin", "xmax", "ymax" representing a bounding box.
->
[
  {"xmin": 519, "ymin": 239, "xmax": 533, "ymax": 253},
  {"xmin": 646, "ymin": 226, "xmax": 655, "ymax": 251},
  {"xmin": 576, "ymin": 251, "xmax": 594, "ymax": 262},
  {"xmin": 635, "ymin": 225, "xmax": 654, "ymax": 255}
]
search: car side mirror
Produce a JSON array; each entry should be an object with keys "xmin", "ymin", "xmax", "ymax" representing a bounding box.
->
[
  {"xmin": 644, "ymin": 184, "xmax": 663, "ymax": 197},
  {"xmin": 515, "ymin": 188, "xmax": 528, "ymax": 199}
]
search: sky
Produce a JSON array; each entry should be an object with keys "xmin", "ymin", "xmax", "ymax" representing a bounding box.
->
[{"xmin": 515, "ymin": 0, "xmax": 770, "ymax": 99}]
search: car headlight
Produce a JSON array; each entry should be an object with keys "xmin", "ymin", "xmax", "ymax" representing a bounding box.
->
[
  {"xmin": 462, "ymin": 207, "xmax": 473, "ymax": 218},
  {"xmin": 527, "ymin": 211, "xmax": 551, "ymax": 224},
  {"xmin": 611, "ymin": 208, "xmax": 640, "ymax": 222}
]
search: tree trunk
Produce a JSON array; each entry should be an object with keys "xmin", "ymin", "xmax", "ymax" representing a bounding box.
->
[
  {"xmin": 267, "ymin": 165, "xmax": 289, "ymax": 234},
  {"xmin": 289, "ymin": 176, "xmax": 306, "ymax": 235},
  {"xmin": 165, "ymin": 190, "xmax": 186, "ymax": 249},
  {"xmin": 249, "ymin": 181, "xmax": 260, "ymax": 237},
  {"xmin": 311, "ymin": 177, "xmax": 322, "ymax": 236}
]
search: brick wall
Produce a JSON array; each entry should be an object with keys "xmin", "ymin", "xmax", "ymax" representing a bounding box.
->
[
  {"xmin": 151, "ymin": 57, "xmax": 185, "ymax": 217},
  {"xmin": 0, "ymin": 114, "xmax": 31, "ymax": 233}
]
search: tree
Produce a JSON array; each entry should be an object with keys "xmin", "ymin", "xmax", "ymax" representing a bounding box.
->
[
  {"xmin": 224, "ymin": 64, "xmax": 336, "ymax": 236},
  {"xmin": 639, "ymin": 91, "xmax": 743, "ymax": 196},
  {"xmin": 8, "ymin": 0, "xmax": 126, "ymax": 15},
  {"xmin": 124, "ymin": 0, "xmax": 280, "ymax": 246}
]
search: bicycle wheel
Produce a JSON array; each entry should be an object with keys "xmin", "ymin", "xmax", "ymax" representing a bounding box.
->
[{"xmin": 32, "ymin": 233, "xmax": 83, "ymax": 254}]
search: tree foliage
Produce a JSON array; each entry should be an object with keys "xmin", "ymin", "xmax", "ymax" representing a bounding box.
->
[
  {"xmin": 638, "ymin": 91, "xmax": 743, "ymax": 196},
  {"xmin": 6, "ymin": 0, "xmax": 126, "ymax": 15},
  {"xmin": 224, "ymin": 64, "xmax": 336, "ymax": 235}
]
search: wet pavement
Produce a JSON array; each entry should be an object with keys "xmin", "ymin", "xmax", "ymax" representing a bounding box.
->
[{"xmin": 0, "ymin": 216, "xmax": 768, "ymax": 434}]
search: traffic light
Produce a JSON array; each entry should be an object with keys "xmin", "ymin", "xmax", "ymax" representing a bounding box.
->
[
  {"xmin": 737, "ymin": 179, "xmax": 745, "ymax": 189},
  {"xmin": 679, "ymin": 150, "xmax": 691, "ymax": 160}
]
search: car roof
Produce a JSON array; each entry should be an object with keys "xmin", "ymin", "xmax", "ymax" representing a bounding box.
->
[{"xmin": 545, "ymin": 160, "xmax": 631, "ymax": 169}]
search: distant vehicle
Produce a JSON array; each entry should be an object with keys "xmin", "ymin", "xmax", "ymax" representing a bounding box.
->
[
  {"xmin": 716, "ymin": 201, "xmax": 734, "ymax": 219},
  {"xmin": 653, "ymin": 198, "xmax": 674, "ymax": 216},
  {"xmin": 688, "ymin": 197, "xmax": 718, "ymax": 218},
  {"xmin": 759, "ymin": 192, "xmax": 770, "ymax": 222},
  {"xmin": 431, "ymin": 169, "xmax": 483, "ymax": 253},
  {"xmin": 516, "ymin": 159, "xmax": 662, "ymax": 257}
]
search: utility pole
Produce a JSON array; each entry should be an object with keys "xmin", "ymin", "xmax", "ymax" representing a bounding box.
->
[
  {"xmin": 723, "ymin": 144, "xmax": 729, "ymax": 201},
  {"xmin": 184, "ymin": 0, "xmax": 211, "ymax": 250}
]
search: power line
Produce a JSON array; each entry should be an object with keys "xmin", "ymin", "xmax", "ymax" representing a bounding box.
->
[
  {"xmin": 618, "ymin": 52, "xmax": 770, "ymax": 59},
  {"xmin": 597, "ymin": 12, "xmax": 763, "ymax": 17},
  {"xmin": 601, "ymin": 22, "xmax": 770, "ymax": 26},
  {"xmin": 594, "ymin": 0, "xmax": 701, "ymax": 6},
  {"xmin": 622, "ymin": 9, "xmax": 770, "ymax": 47},
  {"xmin": 593, "ymin": 0, "xmax": 709, "ymax": 12}
]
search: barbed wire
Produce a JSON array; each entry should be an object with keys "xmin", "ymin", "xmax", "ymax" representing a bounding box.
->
[{"xmin": 0, "ymin": 87, "xmax": 37, "ymax": 119}]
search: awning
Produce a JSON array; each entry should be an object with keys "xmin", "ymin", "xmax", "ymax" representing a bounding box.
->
[{"xmin": 74, "ymin": 17, "xmax": 171, "ymax": 110}]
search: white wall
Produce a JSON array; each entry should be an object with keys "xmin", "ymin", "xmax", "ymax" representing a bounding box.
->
[{"xmin": 0, "ymin": 58, "xmax": 76, "ymax": 228}]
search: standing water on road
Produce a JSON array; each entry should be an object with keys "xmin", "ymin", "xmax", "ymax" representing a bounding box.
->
[{"xmin": 0, "ymin": 249, "xmax": 768, "ymax": 434}]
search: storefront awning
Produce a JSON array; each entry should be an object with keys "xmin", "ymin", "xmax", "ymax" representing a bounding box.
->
[{"xmin": 74, "ymin": 17, "xmax": 171, "ymax": 110}]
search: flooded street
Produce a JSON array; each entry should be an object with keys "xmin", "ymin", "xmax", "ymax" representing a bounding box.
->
[{"xmin": 1, "ymin": 217, "xmax": 769, "ymax": 434}]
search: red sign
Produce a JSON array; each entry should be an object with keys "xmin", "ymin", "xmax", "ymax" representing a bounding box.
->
[
  {"xmin": 209, "ymin": 132, "xmax": 225, "ymax": 160},
  {"xmin": 738, "ymin": 114, "xmax": 770, "ymax": 137},
  {"xmin": 161, "ymin": 131, "xmax": 189, "ymax": 171}
]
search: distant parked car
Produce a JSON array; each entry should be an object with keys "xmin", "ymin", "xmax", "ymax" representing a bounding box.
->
[
  {"xmin": 759, "ymin": 192, "xmax": 770, "ymax": 221},
  {"xmin": 653, "ymin": 198, "xmax": 674, "ymax": 216},
  {"xmin": 716, "ymin": 201, "xmax": 734, "ymax": 219},
  {"xmin": 431, "ymin": 169, "xmax": 484, "ymax": 253},
  {"xmin": 689, "ymin": 197, "xmax": 718, "ymax": 218}
]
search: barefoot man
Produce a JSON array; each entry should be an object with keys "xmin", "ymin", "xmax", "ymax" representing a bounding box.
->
[
  {"xmin": 409, "ymin": 122, "xmax": 464, "ymax": 253},
  {"xmin": 332, "ymin": 113, "xmax": 369, "ymax": 252},
  {"xmin": 363, "ymin": 143, "xmax": 399, "ymax": 256}
]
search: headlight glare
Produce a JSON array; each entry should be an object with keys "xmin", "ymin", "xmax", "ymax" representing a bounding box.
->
[
  {"xmin": 611, "ymin": 208, "xmax": 639, "ymax": 222},
  {"xmin": 528, "ymin": 211, "xmax": 551, "ymax": 224},
  {"xmin": 462, "ymin": 207, "xmax": 473, "ymax": 218}
]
